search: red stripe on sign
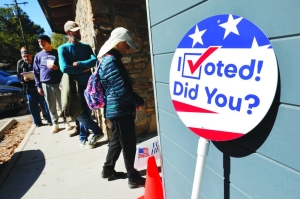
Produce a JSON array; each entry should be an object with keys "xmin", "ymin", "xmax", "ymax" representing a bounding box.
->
[
  {"xmin": 172, "ymin": 100, "xmax": 217, "ymax": 113},
  {"xmin": 189, "ymin": 127, "xmax": 244, "ymax": 141}
]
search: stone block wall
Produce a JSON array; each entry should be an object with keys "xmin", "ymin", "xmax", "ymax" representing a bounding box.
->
[{"xmin": 74, "ymin": 0, "xmax": 157, "ymax": 136}]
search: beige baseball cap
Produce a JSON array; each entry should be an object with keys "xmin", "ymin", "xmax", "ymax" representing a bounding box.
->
[
  {"xmin": 64, "ymin": 21, "xmax": 81, "ymax": 32},
  {"xmin": 97, "ymin": 27, "xmax": 137, "ymax": 58}
]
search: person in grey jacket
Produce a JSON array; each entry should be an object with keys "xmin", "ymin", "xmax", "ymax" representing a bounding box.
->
[{"xmin": 97, "ymin": 27, "xmax": 145, "ymax": 189}]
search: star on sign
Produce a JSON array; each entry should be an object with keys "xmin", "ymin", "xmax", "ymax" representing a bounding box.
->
[
  {"xmin": 251, "ymin": 37, "xmax": 270, "ymax": 49},
  {"xmin": 219, "ymin": 14, "xmax": 243, "ymax": 39},
  {"xmin": 189, "ymin": 25, "xmax": 207, "ymax": 47}
]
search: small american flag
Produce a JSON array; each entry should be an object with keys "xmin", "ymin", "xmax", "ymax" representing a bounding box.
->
[{"xmin": 138, "ymin": 147, "xmax": 150, "ymax": 158}]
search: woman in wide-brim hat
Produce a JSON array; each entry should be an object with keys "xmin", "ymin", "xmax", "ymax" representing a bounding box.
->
[{"xmin": 97, "ymin": 27, "xmax": 146, "ymax": 189}]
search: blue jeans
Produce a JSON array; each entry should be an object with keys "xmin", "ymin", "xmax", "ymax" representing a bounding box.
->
[
  {"xmin": 26, "ymin": 89, "xmax": 51, "ymax": 125},
  {"xmin": 77, "ymin": 85, "xmax": 102, "ymax": 142}
]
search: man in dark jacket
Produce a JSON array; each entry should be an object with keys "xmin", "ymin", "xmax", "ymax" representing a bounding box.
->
[
  {"xmin": 17, "ymin": 47, "xmax": 51, "ymax": 126},
  {"xmin": 97, "ymin": 27, "xmax": 145, "ymax": 189}
]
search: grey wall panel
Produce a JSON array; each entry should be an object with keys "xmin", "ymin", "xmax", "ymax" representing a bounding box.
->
[
  {"xmin": 229, "ymin": 184, "xmax": 253, "ymax": 199},
  {"xmin": 205, "ymin": 143, "xmax": 225, "ymax": 175},
  {"xmin": 272, "ymin": 37, "xmax": 300, "ymax": 105},
  {"xmin": 151, "ymin": 0, "xmax": 300, "ymax": 55},
  {"xmin": 163, "ymin": 159, "xmax": 192, "ymax": 199},
  {"xmin": 159, "ymin": 109, "xmax": 198, "ymax": 156},
  {"xmin": 156, "ymin": 83, "xmax": 176, "ymax": 115},
  {"xmin": 148, "ymin": 0, "xmax": 206, "ymax": 26},
  {"xmin": 153, "ymin": 53, "xmax": 173, "ymax": 84},
  {"xmin": 201, "ymin": 167, "xmax": 224, "ymax": 199},
  {"xmin": 160, "ymin": 134, "xmax": 196, "ymax": 184},
  {"xmin": 201, "ymin": 167, "xmax": 253, "ymax": 199},
  {"xmin": 230, "ymin": 153, "xmax": 300, "ymax": 199},
  {"xmin": 164, "ymin": 182, "xmax": 182, "ymax": 199},
  {"xmin": 257, "ymin": 104, "xmax": 300, "ymax": 172},
  {"xmin": 204, "ymin": 147, "xmax": 300, "ymax": 198}
]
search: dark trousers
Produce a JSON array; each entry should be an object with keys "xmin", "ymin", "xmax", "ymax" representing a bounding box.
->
[
  {"xmin": 104, "ymin": 114, "xmax": 139, "ymax": 178},
  {"xmin": 26, "ymin": 89, "xmax": 51, "ymax": 125}
]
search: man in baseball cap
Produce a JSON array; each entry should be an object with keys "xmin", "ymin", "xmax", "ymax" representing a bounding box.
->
[
  {"xmin": 64, "ymin": 21, "xmax": 81, "ymax": 43},
  {"xmin": 58, "ymin": 20, "xmax": 104, "ymax": 147},
  {"xmin": 64, "ymin": 21, "xmax": 81, "ymax": 32}
]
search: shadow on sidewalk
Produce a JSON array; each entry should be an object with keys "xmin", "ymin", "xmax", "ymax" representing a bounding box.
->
[{"xmin": 0, "ymin": 149, "xmax": 45, "ymax": 199}]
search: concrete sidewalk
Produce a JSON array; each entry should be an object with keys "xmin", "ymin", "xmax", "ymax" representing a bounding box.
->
[{"xmin": 0, "ymin": 118, "xmax": 146, "ymax": 199}]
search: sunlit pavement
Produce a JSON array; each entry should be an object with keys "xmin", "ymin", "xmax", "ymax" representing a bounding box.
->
[{"xmin": 0, "ymin": 117, "xmax": 146, "ymax": 199}]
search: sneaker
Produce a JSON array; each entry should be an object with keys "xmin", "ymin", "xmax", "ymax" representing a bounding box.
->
[
  {"xmin": 101, "ymin": 167, "xmax": 126, "ymax": 179},
  {"xmin": 51, "ymin": 124, "xmax": 59, "ymax": 134},
  {"xmin": 128, "ymin": 176, "xmax": 146, "ymax": 189},
  {"xmin": 79, "ymin": 140, "xmax": 86, "ymax": 147},
  {"xmin": 69, "ymin": 127, "xmax": 79, "ymax": 137},
  {"xmin": 64, "ymin": 122, "xmax": 72, "ymax": 131},
  {"xmin": 48, "ymin": 123, "xmax": 52, "ymax": 126},
  {"xmin": 86, "ymin": 133, "xmax": 104, "ymax": 149}
]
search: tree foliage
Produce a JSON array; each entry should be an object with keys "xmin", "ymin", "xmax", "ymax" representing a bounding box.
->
[
  {"xmin": 0, "ymin": 6, "xmax": 44, "ymax": 68},
  {"xmin": 50, "ymin": 33, "xmax": 68, "ymax": 49}
]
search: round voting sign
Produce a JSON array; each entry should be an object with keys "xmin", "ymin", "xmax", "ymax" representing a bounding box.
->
[{"xmin": 169, "ymin": 14, "xmax": 278, "ymax": 141}]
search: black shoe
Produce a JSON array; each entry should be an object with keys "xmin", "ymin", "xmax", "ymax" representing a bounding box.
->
[
  {"xmin": 101, "ymin": 167, "xmax": 126, "ymax": 179},
  {"xmin": 128, "ymin": 176, "xmax": 146, "ymax": 189}
]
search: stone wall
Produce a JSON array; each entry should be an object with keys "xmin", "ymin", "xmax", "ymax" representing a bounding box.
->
[{"xmin": 74, "ymin": 0, "xmax": 157, "ymax": 136}]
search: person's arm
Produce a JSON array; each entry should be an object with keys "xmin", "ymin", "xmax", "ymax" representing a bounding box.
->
[
  {"xmin": 47, "ymin": 50, "xmax": 60, "ymax": 70},
  {"xmin": 16, "ymin": 59, "xmax": 24, "ymax": 82},
  {"xmin": 73, "ymin": 46, "xmax": 97, "ymax": 69},
  {"xmin": 58, "ymin": 46, "xmax": 85, "ymax": 74},
  {"xmin": 33, "ymin": 56, "xmax": 41, "ymax": 88},
  {"xmin": 33, "ymin": 55, "xmax": 44, "ymax": 96},
  {"xmin": 48, "ymin": 64, "xmax": 59, "ymax": 70},
  {"xmin": 105, "ymin": 60, "xmax": 144, "ymax": 106}
]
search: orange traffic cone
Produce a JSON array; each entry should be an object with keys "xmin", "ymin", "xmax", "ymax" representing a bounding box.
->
[{"xmin": 138, "ymin": 156, "xmax": 164, "ymax": 199}]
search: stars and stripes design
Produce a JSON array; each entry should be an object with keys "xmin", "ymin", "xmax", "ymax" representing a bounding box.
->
[
  {"xmin": 178, "ymin": 14, "xmax": 271, "ymax": 49},
  {"xmin": 170, "ymin": 14, "xmax": 277, "ymax": 141},
  {"xmin": 138, "ymin": 147, "xmax": 150, "ymax": 158}
]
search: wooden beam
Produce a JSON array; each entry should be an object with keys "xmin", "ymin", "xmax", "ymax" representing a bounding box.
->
[
  {"xmin": 46, "ymin": 0, "xmax": 72, "ymax": 8},
  {"xmin": 50, "ymin": 6, "xmax": 73, "ymax": 18}
]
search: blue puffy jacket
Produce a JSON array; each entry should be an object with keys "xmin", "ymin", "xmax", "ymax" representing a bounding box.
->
[{"xmin": 99, "ymin": 49, "xmax": 144, "ymax": 119}]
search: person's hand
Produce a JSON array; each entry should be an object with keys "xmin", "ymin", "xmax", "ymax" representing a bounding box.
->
[
  {"xmin": 136, "ymin": 105, "xmax": 145, "ymax": 111},
  {"xmin": 47, "ymin": 64, "xmax": 58, "ymax": 70},
  {"xmin": 37, "ymin": 87, "xmax": 44, "ymax": 96},
  {"xmin": 83, "ymin": 68, "xmax": 90, "ymax": 72},
  {"xmin": 23, "ymin": 77, "xmax": 30, "ymax": 82},
  {"xmin": 73, "ymin": 62, "xmax": 78, "ymax": 67}
]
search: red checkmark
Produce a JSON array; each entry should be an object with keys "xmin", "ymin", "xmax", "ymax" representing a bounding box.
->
[{"xmin": 187, "ymin": 46, "xmax": 219, "ymax": 74}]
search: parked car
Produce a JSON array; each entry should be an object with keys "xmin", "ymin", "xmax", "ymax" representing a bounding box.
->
[
  {"xmin": 0, "ymin": 85, "xmax": 25, "ymax": 113},
  {"xmin": 0, "ymin": 70, "xmax": 22, "ymax": 88}
]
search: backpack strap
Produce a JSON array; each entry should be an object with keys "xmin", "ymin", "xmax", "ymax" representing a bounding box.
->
[{"xmin": 95, "ymin": 54, "xmax": 111, "ymax": 73}]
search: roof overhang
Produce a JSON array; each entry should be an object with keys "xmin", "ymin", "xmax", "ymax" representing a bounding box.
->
[{"xmin": 37, "ymin": 0, "xmax": 75, "ymax": 34}]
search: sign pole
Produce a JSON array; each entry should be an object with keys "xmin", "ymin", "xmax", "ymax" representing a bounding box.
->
[{"xmin": 191, "ymin": 137, "xmax": 210, "ymax": 199}]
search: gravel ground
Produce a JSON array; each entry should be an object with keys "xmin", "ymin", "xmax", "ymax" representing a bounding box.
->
[{"xmin": 0, "ymin": 118, "xmax": 33, "ymax": 164}]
